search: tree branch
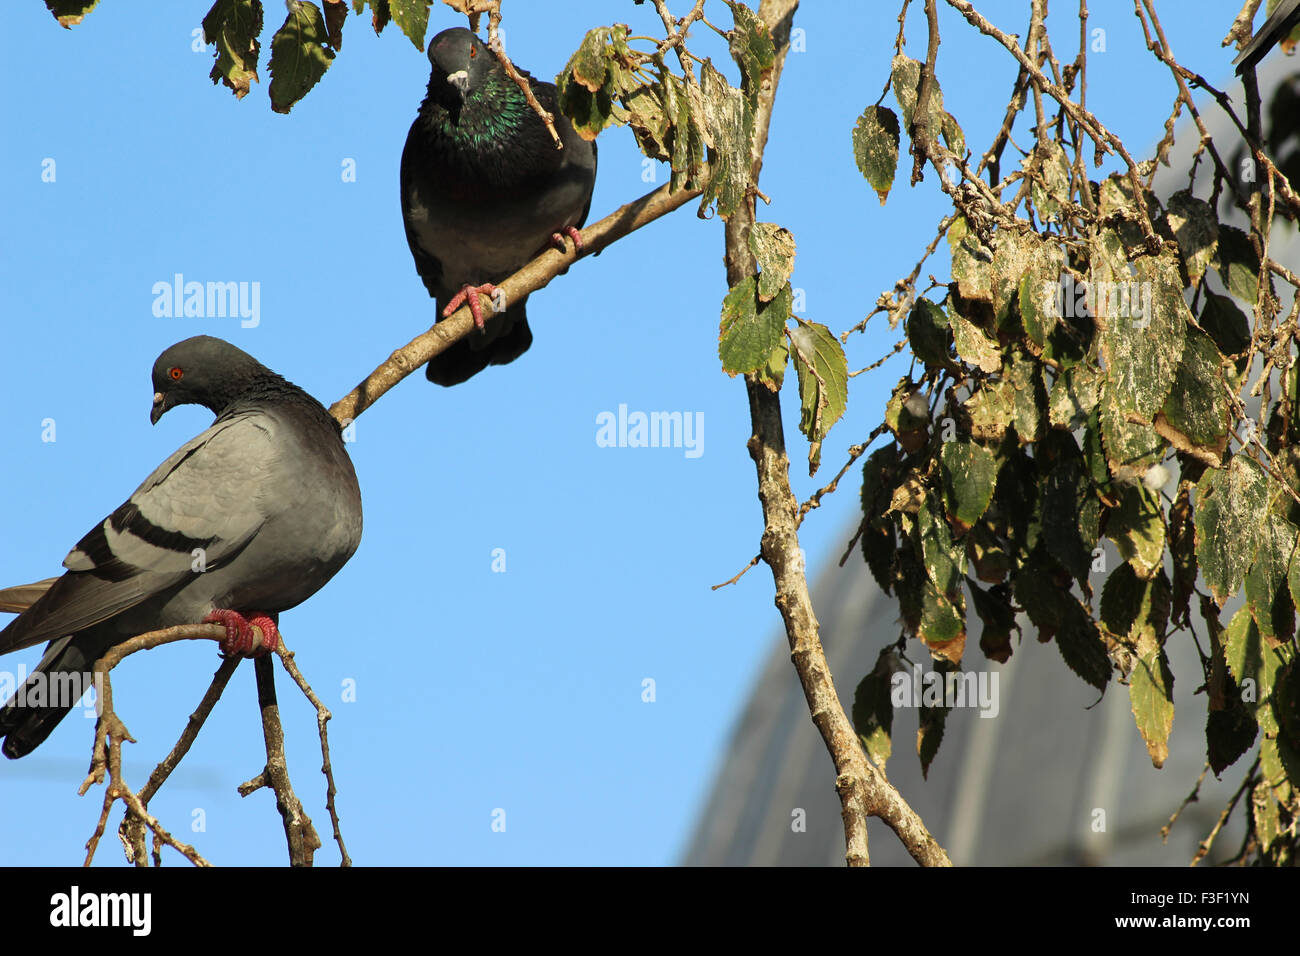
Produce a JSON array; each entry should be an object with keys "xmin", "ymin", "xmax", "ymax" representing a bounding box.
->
[
  {"xmin": 242, "ymin": 655, "xmax": 322, "ymax": 867},
  {"xmin": 729, "ymin": 0, "xmax": 951, "ymax": 867},
  {"xmin": 329, "ymin": 181, "xmax": 702, "ymax": 426}
]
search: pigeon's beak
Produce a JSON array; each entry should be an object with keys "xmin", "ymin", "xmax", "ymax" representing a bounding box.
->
[
  {"xmin": 150, "ymin": 391, "xmax": 168, "ymax": 426},
  {"xmin": 446, "ymin": 69, "xmax": 470, "ymax": 94}
]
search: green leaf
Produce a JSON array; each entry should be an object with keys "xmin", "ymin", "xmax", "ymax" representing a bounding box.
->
[
  {"xmin": 1165, "ymin": 190, "xmax": 1218, "ymax": 283},
  {"xmin": 963, "ymin": 379, "xmax": 1014, "ymax": 444},
  {"xmin": 895, "ymin": 543, "xmax": 927, "ymax": 633},
  {"xmin": 1097, "ymin": 250, "xmax": 1187, "ymax": 423},
  {"xmin": 852, "ymin": 649, "xmax": 899, "ymax": 770},
  {"xmin": 915, "ymin": 497, "xmax": 965, "ymax": 598},
  {"xmin": 1223, "ymin": 605, "xmax": 1284, "ymax": 735},
  {"xmin": 388, "ymin": 0, "xmax": 428, "ymax": 51},
  {"xmin": 1154, "ymin": 325, "xmax": 1230, "ymax": 460},
  {"xmin": 268, "ymin": 1, "xmax": 335, "ymax": 114},
  {"xmin": 322, "ymin": 0, "xmax": 346, "ymax": 50},
  {"xmin": 1253, "ymin": 781, "xmax": 1281, "ymax": 852},
  {"xmin": 352, "ymin": 0, "xmax": 389, "ymax": 35},
  {"xmin": 697, "ymin": 61, "xmax": 752, "ymax": 221},
  {"xmin": 1197, "ymin": 291, "xmax": 1251, "ymax": 367},
  {"xmin": 907, "ymin": 299, "xmax": 952, "ymax": 370},
  {"xmin": 203, "ymin": 0, "xmax": 264, "ymax": 100},
  {"xmin": 852, "ymin": 105, "xmax": 900, "ymax": 204},
  {"xmin": 861, "ymin": 517, "xmax": 897, "ymax": 593},
  {"xmin": 940, "ymin": 111, "xmax": 965, "ymax": 157},
  {"xmin": 1130, "ymin": 567, "xmax": 1172, "ymax": 656},
  {"xmin": 996, "ymin": 453, "xmax": 1040, "ymax": 556},
  {"xmin": 1016, "ymin": 240, "xmax": 1067, "ymax": 348},
  {"xmin": 948, "ymin": 216, "xmax": 993, "ymax": 305},
  {"xmin": 915, "ymin": 587, "xmax": 967, "ymax": 660},
  {"xmin": 44, "ymin": 0, "xmax": 98, "ymax": 28},
  {"xmin": 1195, "ymin": 455, "xmax": 1269, "ymax": 604},
  {"xmin": 1100, "ymin": 561, "xmax": 1146, "ymax": 638},
  {"xmin": 725, "ymin": 0, "xmax": 776, "ymax": 103},
  {"xmin": 663, "ymin": 72, "xmax": 706, "ymax": 192},
  {"xmin": 1245, "ymin": 514, "xmax": 1298, "ymax": 644},
  {"xmin": 1005, "ymin": 345, "xmax": 1045, "ymax": 443},
  {"xmin": 987, "ymin": 229, "xmax": 1034, "ymax": 332},
  {"xmin": 1055, "ymin": 596, "xmax": 1112, "ymax": 693},
  {"xmin": 1107, "ymin": 481, "xmax": 1165, "ymax": 579},
  {"xmin": 970, "ymin": 582, "xmax": 1017, "ymax": 663},
  {"xmin": 966, "ymin": 522, "xmax": 1011, "ymax": 584},
  {"xmin": 1049, "ymin": 364, "xmax": 1101, "ymax": 430},
  {"xmin": 1027, "ymin": 139, "xmax": 1072, "ymax": 223},
  {"xmin": 940, "ymin": 441, "xmax": 999, "ymax": 531},
  {"xmin": 1207, "ymin": 703, "xmax": 1258, "ymax": 775},
  {"xmin": 559, "ymin": 81, "xmax": 620, "ymax": 143},
  {"xmin": 749, "ymin": 223, "xmax": 796, "ymax": 303},
  {"xmin": 623, "ymin": 81, "xmax": 670, "ymax": 159},
  {"xmin": 1213, "ymin": 225, "xmax": 1263, "ymax": 305},
  {"xmin": 1112, "ymin": 563, "xmax": 1172, "ymax": 766},
  {"xmin": 718, "ymin": 277, "xmax": 790, "ymax": 377},
  {"xmin": 789, "ymin": 319, "xmax": 848, "ymax": 474},
  {"xmin": 950, "ymin": 311, "xmax": 1001, "ymax": 373},
  {"xmin": 754, "ymin": 339, "xmax": 787, "ymax": 392},
  {"xmin": 1098, "ymin": 378, "xmax": 1166, "ymax": 482},
  {"xmin": 1097, "ymin": 173, "xmax": 1154, "ymax": 252},
  {"xmin": 1130, "ymin": 645, "xmax": 1175, "ymax": 768},
  {"xmin": 890, "ymin": 55, "xmax": 943, "ymax": 131},
  {"xmin": 1013, "ymin": 548, "xmax": 1110, "ymax": 692},
  {"xmin": 861, "ymin": 448, "xmax": 900, "ymax": 593},
  {"xmin": 1041, "ymin": 436, "xmax": 1099, "ymax": 584},
  {"xmin": 917, "ymin": 660, "xmax": 956, "ymax": 777},
  {"xmin": 1083, "ymin": 408, "xmax": 1110, "ymax": 487},
  {"xmin": 568, "ymin": 26, "xmax": 612, "ymax": 92},
  {"xmin": 1170, "ymin": 479, "xmax": 1198, "ymax": 626}
]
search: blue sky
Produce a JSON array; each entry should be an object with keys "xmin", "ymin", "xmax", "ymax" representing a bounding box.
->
[{"xmin": 0, "ymin": 1, "xmax": 1249, "ymax": 865}]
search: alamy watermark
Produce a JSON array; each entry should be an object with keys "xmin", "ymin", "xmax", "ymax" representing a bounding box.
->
[
  {"xmin": 152, "ymin": 273, "xmax": 260, "ymax": 328},
  {"xmin": 596, "ymin": 404, "xmax": 704, "ymax": 458},
  {"xmin": 1043, "ymin": 271, "xmax": 1153, "ymax": 328},
  {"xmin": 0, "ymin": 667, "xmax": 102, "ymax": 717},
  {"xmin": 891, "ymin": 663, "xmax": 999, "ymax": 718}
]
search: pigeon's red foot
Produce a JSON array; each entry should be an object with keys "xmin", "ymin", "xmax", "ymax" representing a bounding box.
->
[
  {"xmin": 442, "ymin": 283, "xmax": 501, "ymax": 329},
  {"xmin": 204, "ymin": 609, "xmax": 280, "ymax": 658},
  {"xmin": 550, "ymin": 226, "xmax": 583, "ymax": 253}
]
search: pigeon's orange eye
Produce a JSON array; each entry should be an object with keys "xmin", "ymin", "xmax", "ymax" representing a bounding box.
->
[
  {"xmin": 169, "ymin": 367, "xmax": 184, "ymax": 381},
  {"xmin": 470, "ymin": 45, "xmax": 476, "ymax": 58}
]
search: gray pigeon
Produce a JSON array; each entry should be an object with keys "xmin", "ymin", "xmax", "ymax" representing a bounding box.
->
[
  {"xmin": 0, "ymin": 336, "xmax": 363, "ymax": 758},
  {"xmin": 1234, "ymin": 0, "xmax": 1300, "ymax": 70},
  {"xmin": 401, "ymin": 26, "xmax": 598, "ymax": 386}
]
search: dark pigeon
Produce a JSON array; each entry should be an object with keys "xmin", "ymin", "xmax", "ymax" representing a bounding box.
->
[
  {"xmin": 401, "ymin": 26, "xmax": 598, "ymax": 386},
  {"xmin": 0, "ymin": 336, "xmax": 363, "ymax": 758},
  {"xmin": 1235, "ymin": 0, "xmax": 1300, "ymax": 71}
]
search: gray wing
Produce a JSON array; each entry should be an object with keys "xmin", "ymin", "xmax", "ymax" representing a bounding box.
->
[
  {"xmin": 0, "ymin": 412, "xmax": 277, "ymax": 654},
  {"xmin": 0, "ymin": 578, "xmax": 58, "ymax": 614}
]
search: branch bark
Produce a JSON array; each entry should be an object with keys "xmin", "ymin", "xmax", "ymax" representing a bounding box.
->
[
  {"xmin": 329, "ymin": 182, "xmax": 701, "ymax": 426},
  {"xmin": 730, "ymin": 0, "xmax": 951, "ymax": 867},
  {"xmin": 241, "ymin": 655, "xmax": 322, "ymax": 867}
]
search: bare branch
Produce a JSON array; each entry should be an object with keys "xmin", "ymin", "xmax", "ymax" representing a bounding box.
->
[
  {"xmin": 247, "ymin": 655, "xmax": 322, "ymax": 867},
  {"xmin": 274, "ymin": 643, "xmax": 351, "ymax": 866},
  {"xmin": 329, "ymin": 182, "xmax": 702, "ymax": 426}
]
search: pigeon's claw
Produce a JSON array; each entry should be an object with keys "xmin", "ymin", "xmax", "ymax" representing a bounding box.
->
[
  {"xmin": 550, "ymin": 226, "xmax": 584, "ymax": 253},
  {"xmin": 204, "ymin": 609, "xmax": 280, "ymax": 658},
  {"xmin": 442, "ymin": 284, "xmax": 500, "ymax": 330}
]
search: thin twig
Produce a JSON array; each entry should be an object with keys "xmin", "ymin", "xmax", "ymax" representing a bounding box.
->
[{"xmin": 274, "ymin": 642, "xmax": 351, "ymax": 866}]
